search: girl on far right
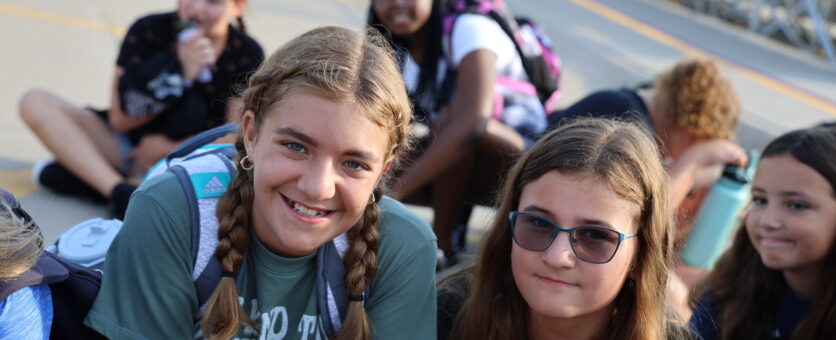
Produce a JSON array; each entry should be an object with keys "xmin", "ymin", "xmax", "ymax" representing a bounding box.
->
[{"xmin": 689, "ymin": 124, "xmax": 836, "ymax": 339}]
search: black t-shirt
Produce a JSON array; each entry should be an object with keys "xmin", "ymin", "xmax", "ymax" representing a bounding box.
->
[
  {"xmin": 112, "ymin": 12, "xmax": 263, "ymax": 144},
  {"xmin": 547, "ymin": 89, "xmax": 654, "ymax": 135}
]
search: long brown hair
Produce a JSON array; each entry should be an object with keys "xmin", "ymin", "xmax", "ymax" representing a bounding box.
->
[
  {"xmin": 200, "ymin": 26, "xmax": 412, "ymax": 340},
  {"xmin": 453, "ymin": 118, "xmax": 678, "ymax": 340},
  {"xmin": 694, "ymin": 125, "xmax": 836, "ymax": 339}
]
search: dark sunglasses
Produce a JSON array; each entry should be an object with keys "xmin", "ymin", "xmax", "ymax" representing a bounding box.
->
[{"xmin": 508, "ymin": 212, "xmax": 638, "ymax": 264}]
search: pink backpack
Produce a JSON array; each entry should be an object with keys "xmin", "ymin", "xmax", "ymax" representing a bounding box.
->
[{"xmin": 443, "ymin": 0, "xmax": 562, "ymax": 113}]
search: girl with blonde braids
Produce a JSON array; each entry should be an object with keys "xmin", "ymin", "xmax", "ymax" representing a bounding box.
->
[{"xmin": 85, "ymin": 26, "xmax": 438, "ymax": 339}]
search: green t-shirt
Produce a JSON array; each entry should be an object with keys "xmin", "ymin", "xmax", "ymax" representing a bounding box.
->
[{"xmin": 85, "ymin": 171, "xmax": 438, "ymax": 339}]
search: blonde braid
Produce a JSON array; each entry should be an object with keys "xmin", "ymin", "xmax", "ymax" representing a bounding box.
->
[
  {"xmin": 201, "ymin": 139, "xmax": 257, "ymax": 340},
  {"xmin": 334, "ymin": 191, "xmax": 381, "ymax": 340}
]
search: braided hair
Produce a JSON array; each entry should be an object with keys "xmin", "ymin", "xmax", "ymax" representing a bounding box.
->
[{"xmin": 201, "ymin": 26, "xmax": 413, "ymax": 340}]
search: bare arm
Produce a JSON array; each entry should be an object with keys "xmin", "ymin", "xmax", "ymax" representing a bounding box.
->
[
  {"xmin": 393, "ymin": 49, "xmax": 497, "ymax": 198},
  {"xmin": 668, "ymin": 139, "xmax": 747, "ymax": 208}
]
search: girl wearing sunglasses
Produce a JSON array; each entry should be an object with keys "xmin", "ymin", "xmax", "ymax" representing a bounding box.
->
[
  {"xmin": 438, "ymin": 118, "xmax": 693, "ymax": 339},
  {"xmin": 689, "ymin": 124, "xmax": 836, "ymax": 339}
]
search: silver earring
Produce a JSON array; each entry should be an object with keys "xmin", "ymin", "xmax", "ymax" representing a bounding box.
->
[
  {"xmin": 240, "ymin": 155, "xmax": 254, "ymax": 171},
  {"xmin": 369, "ymin": 192, "xmax": 376, "ymax": 204}
]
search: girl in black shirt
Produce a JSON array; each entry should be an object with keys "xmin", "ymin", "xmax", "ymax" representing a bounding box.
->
[{"xmin": 19, "ymin": 0, "xmax": 263, "ymax": 218}]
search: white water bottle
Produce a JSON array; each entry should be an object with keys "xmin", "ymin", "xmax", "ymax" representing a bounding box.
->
[{"xmin": 178, "ymin": 20, "xmax": 212, "ymax": 83}]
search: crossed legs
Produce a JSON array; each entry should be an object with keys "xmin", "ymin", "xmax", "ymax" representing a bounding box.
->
[{"xmin": 19, "ymin": 89, "xmax": 125, "ymax": 199}]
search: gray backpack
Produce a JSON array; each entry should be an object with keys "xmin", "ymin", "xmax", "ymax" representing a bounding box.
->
[{"xmin": 145, "ymin": 123, "xmax": 368, "ymax": 336}]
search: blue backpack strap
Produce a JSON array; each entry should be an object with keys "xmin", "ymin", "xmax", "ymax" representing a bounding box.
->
[
  {"xmin": 317, "ymin": 238, "xmax": 348, "ymax": 337},
  {"xmin": 158, "ymin": 137, "xmax": 236, "ymax": 314},
  {"xmin": 317, "ymin": 234, "xmax": 370, "ymax": 337},
  {"xmin": 166, "ymin": 122, "xmax": 239, "ymax": 165}
]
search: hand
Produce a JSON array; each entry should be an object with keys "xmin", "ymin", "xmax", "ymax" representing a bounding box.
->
[
  {"xmin": 668, "ymin": 139, "xmax": 747, "ymax": 208},
  {"xmin": 177, "ymin": 29, "xmax": 215, "ymax": 82},
  {"xmin": 126, "ymin": 134, "xmax": 178, "ymax": 178},
  {"xmin": 677, "ymin": 139, "xmax": 748, "ymax": 170}
]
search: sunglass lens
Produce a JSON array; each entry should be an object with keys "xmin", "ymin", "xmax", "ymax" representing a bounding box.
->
[
  {"xmin": 512, "ymin": 214, "xmax": 554, "ymax": 251},
  {"xmin": 572, "ymin": 227, "xmax": 620, "ymax": 263}
]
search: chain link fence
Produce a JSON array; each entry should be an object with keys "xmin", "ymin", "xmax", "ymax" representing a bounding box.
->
[{"xmin": 670, "ymin": 0, "xmax": 836, "ymax": 65}]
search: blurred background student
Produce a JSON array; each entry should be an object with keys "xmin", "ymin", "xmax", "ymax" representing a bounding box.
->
[
  {"xmin": 369, "ymin": 0, "xmax": 551, "ymax": 264},
  {"xmin": 549, "ymin": 58, "xmax": 747, "ymax": 226},
  {"xmin": 19, "ymin": 0, "xmax": 263, "ymax": 219}
]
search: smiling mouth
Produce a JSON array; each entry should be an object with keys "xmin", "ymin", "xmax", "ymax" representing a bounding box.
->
[
  {"xmin": 282, "ymin": 195, "xmax": 333, "ymax": 218},
  {"xmin": 760, "ymin": 237, "xmax": 794, "ymax": 248}
]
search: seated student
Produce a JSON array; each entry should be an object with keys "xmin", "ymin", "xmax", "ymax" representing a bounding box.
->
[
  {"xmin": 438, "ymin": 118, "xmax": 694, "ymax": 340},
  {"xmin": 369, "ymin": 0, "xmax": 551, "ymax": 262},
  {"xmin": 0, "ymin": 189, "xmax": 52, "ymax": 339},
  {"xmin": 19, "ymin": 0, "xmax": 263, "ymax": 218},
  {"xmin": 548, "ymin": 58, "xmax": 746, "ymax": 216},
  {"xmin": 84, "ymin": 26, "xmax": 437, "ymax": 340},
  {"xmin": 689, "ymin": 124, "xmax": 836, "ymax": 339}
]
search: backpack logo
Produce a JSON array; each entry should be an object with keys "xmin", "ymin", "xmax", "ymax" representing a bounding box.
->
[
  {"xmin": 192, "ymin": 172, "xmax": 231, "ymax": 199},
  {"xmin": 203, "ymin": 176, "xmax": 226, "ymax": 194}
]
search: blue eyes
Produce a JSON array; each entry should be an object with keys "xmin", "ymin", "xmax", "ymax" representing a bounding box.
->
[
  {"xmin": 344, "ymin": 161, "xmax": 367, "ymax": 171},
  {"xmin": 281, "ymin": 142, "xmax": 369, "ymax": 171},
  {"xmin": 283, "ymin": 142, "xmax": 305, "ymax": 153}
]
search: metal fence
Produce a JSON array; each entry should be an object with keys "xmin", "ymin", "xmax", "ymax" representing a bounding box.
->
[{"xmin": 675, "ymin": 0, "xmax": 836, "ymax": 65}]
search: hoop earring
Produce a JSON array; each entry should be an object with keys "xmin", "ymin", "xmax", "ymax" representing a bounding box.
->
[
  {"xmin": 368, "ymin": 192, "xmax": 376, "ymax": 205},
  {"xmin": 628, "ymin": 279, "xmax": 635, "ymax": 289},
  {"xmin": 240, "ymin": 155, "xmax": 254, "ymax": 171}
]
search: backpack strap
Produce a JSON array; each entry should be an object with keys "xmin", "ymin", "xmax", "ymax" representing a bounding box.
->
[
  {"xmin": 167, "ymin": 150, "xmax": 234, "ymax": 309},
  {"xmin": 166, "ymin": 123, "xmax": 238, "ymax": 164},
  {"xmin": 316, "ymin": 234, "xmax": 371, "ymax": 337},
  {"xmin": 0, "ymin": 252, "xmax": 68, "ymax": 301}
]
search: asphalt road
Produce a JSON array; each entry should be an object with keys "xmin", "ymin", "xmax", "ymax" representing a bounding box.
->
[{"xmin": 1, "ymin": 0, "xmax": 833, "ymax": 246}]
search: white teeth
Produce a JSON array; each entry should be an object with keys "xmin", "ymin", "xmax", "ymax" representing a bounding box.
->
[{"xmin": 288, "ymin": 199, "xmax": 328, "ymax": 217}]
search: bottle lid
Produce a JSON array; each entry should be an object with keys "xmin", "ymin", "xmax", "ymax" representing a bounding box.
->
[
  {"xmin": 721, "ymin": 150, "xmax": 760, "ymax": 184},
  {"xmin": 56, "ymin": 218, "xmax": 122, "ymax": 267}
]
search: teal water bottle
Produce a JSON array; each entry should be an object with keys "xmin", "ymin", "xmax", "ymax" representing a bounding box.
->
[{"xmin": 681, "ymin": 151, "xmax": 759, "ymax": 269}]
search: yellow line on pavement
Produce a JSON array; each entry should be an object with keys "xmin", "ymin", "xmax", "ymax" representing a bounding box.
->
[
  {"xmin": 0, "ymin": 169, "xmax": 37, "ymax": 197},
  {"xmin": 0, "ymin": 3, "xmax": 125, "ymax": 37},
  {"xmin": 570, "ymin": 0, "xmax": 836, "ymax": 117}
]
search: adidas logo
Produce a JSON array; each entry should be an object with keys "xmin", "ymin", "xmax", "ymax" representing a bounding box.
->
[{"xmin": 202, "ymin": 176, "xmax": 226, "ymax": 194}]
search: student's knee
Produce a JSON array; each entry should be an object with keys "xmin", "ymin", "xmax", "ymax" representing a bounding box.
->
[{"xmin": 18, "ymin": 89, "xmax": 56, "ymax": 126}]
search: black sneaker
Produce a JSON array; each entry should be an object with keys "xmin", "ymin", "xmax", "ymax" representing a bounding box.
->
[
  {"xmin": 108, "ymin": 183, "xmax": 137, "ymax": 220},
  {"xmin": 32, "ymin": 160, "xmax": 105, "ymax": 203}
]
